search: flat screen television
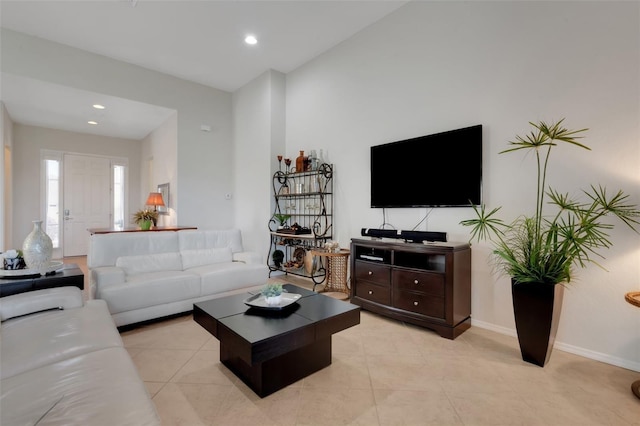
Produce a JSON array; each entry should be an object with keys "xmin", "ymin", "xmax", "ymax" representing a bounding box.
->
[{"xmin": 370, "ymin": 124, "xmax": 482, "ymax": 208}]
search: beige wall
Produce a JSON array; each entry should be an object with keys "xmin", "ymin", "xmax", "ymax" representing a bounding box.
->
[{"xmin": 140, "ymin": 112, "xmax": 178, "ymax": 227}]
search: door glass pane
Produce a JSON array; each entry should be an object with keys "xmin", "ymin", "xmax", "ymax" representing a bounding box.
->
[
  {"xmin": 45, "ymin": 159, "xmax": 60, "ymax": 247},
  {"xmin": 113, "ymin": 165, "xmax": 125, "ymax": 229}
]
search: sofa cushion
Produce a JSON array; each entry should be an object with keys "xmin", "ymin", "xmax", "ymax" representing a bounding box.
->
[
  {"xmin": 0, "ymin": 286, "xmax": 83, "ymax": 322},
  {"xmin": 88, "ymin": 231, "xmax": 179, "ymax": 269},
  {"xmin": 181, "ymin": 247, "xmax": 233, "ymax": 269},
  {"xmin": 116, "ymin": 252, "xmax": 183, "ymax": 275},
  {"xmin": 100, "ymin": 271, "xmax": 200, "ymax": 314},
  {"xmin": 177, "ymin": 229, "xmax": 244, "ymax": 253},
  {"xmin": 1, "ymin": 299, "xmax": 123, "ymax": 380},
  {"xmin": 194, "ymin": 262, "xmax": 267, "ymax": 295},
  {"xmin": 0, "ymin": 347, "xmax": 160, "ymax": 426}
]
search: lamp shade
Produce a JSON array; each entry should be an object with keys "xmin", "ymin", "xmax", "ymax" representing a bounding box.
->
[{"xmin": 145, "ymin": 192, "xmax": 165, "ymax": 207}]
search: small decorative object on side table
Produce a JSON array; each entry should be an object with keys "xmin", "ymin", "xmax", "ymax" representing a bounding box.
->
[
  {"xmin": 261, "ymin": 283, "xmax": 287, "ymax": 306},
  {"xmin": 22, "ymin": 220, "xmax": 53, "ymax": 273},
  {"xmin": 2, "ymin": 249, "xmax": 26, "ymax": 270},
  {"xmin": 133, "ymin": 209, "xmax": 159, "ymax": 230}
]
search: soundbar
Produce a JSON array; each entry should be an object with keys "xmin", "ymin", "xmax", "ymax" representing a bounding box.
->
[
  {"xmin": 361, "ymin": 228, "xmax": 447, "ymax": 243},
  {"xmin": 360, "ymin": 228, "xmax": 402, "ymax": 239}
]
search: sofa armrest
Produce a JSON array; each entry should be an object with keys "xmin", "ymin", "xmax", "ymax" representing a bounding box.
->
[
  {"xmin": 0, "ymin": 287, "xmax": 83, "ymax": 321},
  {"xmin": 90, "ymin": 266, "xmax": 126, "ymax": 299},
  {"xmin": 233, "ymin": 251, "xmax": 262, "ymax": 264},
  {"xmin": 91, "ymin": 266, "xmax": 126, "ymax": 286}
]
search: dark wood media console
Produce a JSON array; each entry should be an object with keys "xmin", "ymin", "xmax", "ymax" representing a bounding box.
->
[{"xmin": 350, "ymin": 238, "xmax": 471, "ymax": 339}]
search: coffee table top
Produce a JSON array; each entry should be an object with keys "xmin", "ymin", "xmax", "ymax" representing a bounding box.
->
[{"xmin": 194, "ymin": 283, "xmax": 360, "ymax": 345}]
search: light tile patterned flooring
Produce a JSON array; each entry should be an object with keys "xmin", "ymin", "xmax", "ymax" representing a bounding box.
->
[{"xmin": 66, "ymin": 257, "xmax": 640, "ymax": 425}]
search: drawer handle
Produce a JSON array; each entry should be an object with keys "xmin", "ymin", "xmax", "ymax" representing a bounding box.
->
[
  {"xmin": 413, "ymin": 301, "xmax": 419, "ymax": 306},
  {"xmin": 368, "ymin": 290, "xmax": 373, "ymax": 295},
  {"xmin": 414, "ymin": 279, "xmax": 419, "ymax": 285},
  {"xmin": 368, "ymin": 271, "xmax": 373, "ymax": 275}
]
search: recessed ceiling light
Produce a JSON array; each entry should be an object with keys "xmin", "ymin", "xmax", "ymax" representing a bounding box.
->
[
  {"xmin": 244, "ymin": 35, "xmax": 257, "ymax": 45},
  {"xmin": 88, "ymin": 121, "xmax": 98, "ymax": 125},
  {"xmin": 93, "ymin": 104, "xmax": 105, "ymax": 110}
]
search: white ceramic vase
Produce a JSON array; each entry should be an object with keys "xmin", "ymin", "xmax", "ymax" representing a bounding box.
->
[
  {"xmin": 264, "ymin": 295, "xmax": 282, "ymax": 306},
  {"xmin": 22, "ymin": 220, "xmax": 53, "ymax": 272}
]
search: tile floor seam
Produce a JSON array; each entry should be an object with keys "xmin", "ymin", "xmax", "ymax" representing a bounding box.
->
[{"xmin": 167, "ymin": 348, "xmax": 202, "ymax": 385}]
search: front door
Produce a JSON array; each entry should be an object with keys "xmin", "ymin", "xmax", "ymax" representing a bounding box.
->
[{"xmin": 63, "ymin": 154, "xmax": 111, "ymax": 256}]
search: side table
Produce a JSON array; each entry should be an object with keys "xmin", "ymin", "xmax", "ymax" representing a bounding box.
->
[
  {"xmin": 310, "ymin": 249, "xmax": 350, "ymax": 300},
  {"xmin": 0, "ymin": 263, "xmax": 84, "ymax": 297},
  {"xmin": 624, "ymin": 291, "xmax": 640, "ymax": 399}
]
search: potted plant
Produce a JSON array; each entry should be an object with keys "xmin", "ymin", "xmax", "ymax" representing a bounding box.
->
[
  {"xmin": 272, "ymin": 249, "xmax": 285, "ymax": 268},
  {"xmin": 133, "ymin": 209, "xmax": 159, "ymax": 231},
  {"xmin": 461, "ymin": 118, "xmax": 640, "ymax": 367},
  {"xmin": 261, "ymin": 282, "xmax": 287, "ymax": 306},
  {"xmin": 272, "ymin": 213, "xmax": 291, "ymax": 230}
]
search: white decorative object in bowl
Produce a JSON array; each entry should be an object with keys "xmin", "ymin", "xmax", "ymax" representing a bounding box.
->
[
  {"xmin": 264, "ymin": 295, "xmax": 282, "ymax": 306},
  {"xmin": 22, "ymin": 220, "xmax": 53, "ymax": 273}
]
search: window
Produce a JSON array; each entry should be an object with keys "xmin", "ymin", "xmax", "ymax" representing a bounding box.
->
[
  {"xmin": 113, "ymin": 164, "xmax": 126, "ymax": 229},
  {"xmin": 44, "ymin": 159, "xmax": 60, "ymax": 248}
]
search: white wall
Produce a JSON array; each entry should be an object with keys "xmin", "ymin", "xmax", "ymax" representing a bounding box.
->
[
  {"xmin": 140, "ymin": 112, "xmax": 178, "ymax": 227},
  {"xmin": 233, "ymin": 70, "xmax": 286, "ymax": 255},
  {"xmin": 1, "ymin": 102, "xmax": 14, "ymax": 251},
  {"xmin": 10, "ymin": 124, "xmax": 142, "ymax": 246},
  {"xmin": 285, "ymin": 2, "xmax": 640, "ymax": 370}
]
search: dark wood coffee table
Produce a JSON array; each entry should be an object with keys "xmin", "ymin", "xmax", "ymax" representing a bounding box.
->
[
  {"xmin": 193, "ymin": 284, "xmax": 360, "ymax": 397},
  {"xmin": 0, "ymin": 263, "xmax": 84, "ymax": 297}
]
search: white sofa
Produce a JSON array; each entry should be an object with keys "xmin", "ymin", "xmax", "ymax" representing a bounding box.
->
[
  {"xmin": 0, "ymin": 287, "xmax": 160, "ymax": 425},
  {"xmin": 88, "ymin": 229, "xmax": 268, "ymax": 327}
]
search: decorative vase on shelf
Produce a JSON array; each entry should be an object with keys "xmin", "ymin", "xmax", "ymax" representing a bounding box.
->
[
  {"xmin": 22, "ymin": 220, "xmax": 53, "ymax": 272},
  {"xmin": 296, "ymin": 150, "xmax": 305, "ymax": 173},
  {"xmin": 139, "ymin": 220, "xmax": 152, "ymax": 231}
]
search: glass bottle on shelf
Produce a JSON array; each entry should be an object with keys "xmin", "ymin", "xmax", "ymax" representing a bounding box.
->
[
  {"xmin": 296, "ymin": 150, "xmax": 305, "ymax": 173},
  {"xmin": 309, "ymin": 150, "xmax": 318, "ymax": 170}
]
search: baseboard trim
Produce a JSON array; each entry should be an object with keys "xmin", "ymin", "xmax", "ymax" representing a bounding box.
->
[{"xmin": 471, "ymin": 318, "xmax": 640, "ymax": 372}]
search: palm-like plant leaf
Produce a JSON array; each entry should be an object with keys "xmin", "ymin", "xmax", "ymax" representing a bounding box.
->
[{"xmin": 461, "ymin": 118, "xmax": 640, "ymax": 286}]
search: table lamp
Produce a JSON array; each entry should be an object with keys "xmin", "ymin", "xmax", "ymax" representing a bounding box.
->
[{"xmin": 145, "ymin": 192, "xmax": 165, "ymax": 211}]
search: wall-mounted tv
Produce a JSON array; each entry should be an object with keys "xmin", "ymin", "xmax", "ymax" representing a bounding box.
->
[{"xmin": 370, "ymin": 125, "xmax": 482, "ymax": 208}]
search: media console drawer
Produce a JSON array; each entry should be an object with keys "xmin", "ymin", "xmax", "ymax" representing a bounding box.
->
[
  {"xmin": 392, "ymin": 290, "xmax": 445, "ymax": 319},
  {"xmin": 392, "ymin": 269, "xmax": 444, "ymax": 297},
  {"xmin": 354, "ymin": 261, "xmax": 390, "ymax": 286},
  {"xmin": 350, "ymin": 238, "xmax": 471, "ymax": 340},
  {"xmin": 355, "ymin": 281, "xmax": 391, "ymax": 305}
]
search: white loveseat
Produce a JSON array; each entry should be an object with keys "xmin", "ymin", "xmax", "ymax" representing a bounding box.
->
[
  {"xmin": 88, "ymin": 229, "xmax": 268, "ymax": 327},
  {"xmin": 0, "ymin": 287, "xmax": 160, "ymax": 425}
]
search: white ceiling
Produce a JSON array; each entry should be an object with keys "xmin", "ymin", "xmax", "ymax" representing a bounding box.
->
[{"xmin": 0, "ymin": 0, "xmax": 407, "ymax": 140}]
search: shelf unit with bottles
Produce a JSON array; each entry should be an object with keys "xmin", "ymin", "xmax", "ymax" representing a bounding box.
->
[{"xmin": 268, "ymin": 163, "xmax": 334, "ymax": 285}]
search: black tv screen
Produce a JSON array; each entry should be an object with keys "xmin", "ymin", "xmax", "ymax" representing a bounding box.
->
[{"xmin": 370, "ymin": 125, "xmax": 482, "ymax": 208}]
